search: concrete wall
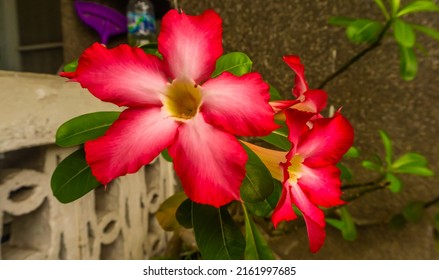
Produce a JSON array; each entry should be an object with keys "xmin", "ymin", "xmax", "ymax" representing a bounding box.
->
[{"xmin": 180, "ymin": 0, "xmax": 439, "ymax": 259}]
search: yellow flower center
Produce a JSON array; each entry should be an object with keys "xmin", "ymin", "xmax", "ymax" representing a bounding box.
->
[
  {"xmin": 164, "ymin": 79, "xmax": 202, "ymax": 121},
  {"xmin": 287, "ymin": 154, "xmax": 304, "ymax": 184}
]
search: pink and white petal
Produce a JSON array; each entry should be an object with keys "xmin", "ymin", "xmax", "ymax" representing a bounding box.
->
[
  {"xmin": 284, "ymin": 108, "xmax": 315, "ymax": 150},
  {"xmin": 271, "ymin": 183, "xmax": 298, "ymax": 228},
  {"xmin": 283, "ymin": 55, "xmax": 308, "ymax": 98},
  {"xmin": 303, "ymin": 215, "xmax": 326, "ymax": 253},
  {"xmin": 61, "ymin": 43, "xmax": 167, "ymax": 107},
  {"xmin": 297, "ymin": 112, "xmax": 354, "ymax": 167},
  {"xmin": 298, "ymin": 165, "xmax": 345, "ymax": 208},
  {"xmin": 290, "ymin": 183, "xmax": 325, "ymax": 228},
  {"xmin": 292, "ymin": 90, "xmax": 328, "ymax": 113},
  {"xmin": 201, "ymin": 72, "xmax": 278, "ymax": 136},
  {"xmin": 168, "ymin": 114, "xmax": 247, "ymax": 207},
  {"xmin": 84, "ymin": 107, "xmax": 179, "ymax": 185},
  {"xmin": 158, "ymin": 9, "xmax": 222, "ymax": 83}
]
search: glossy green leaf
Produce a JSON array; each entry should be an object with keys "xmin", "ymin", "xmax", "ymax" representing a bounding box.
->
[
  {"xmin": 326, "ymin": 218, "xmax": 345, "ymax": 230},
  {"xmin": 412, "ymin": 24, "xmax": 439, "ymax": 42},
  {"xmin": 340, "ymin": 207, "xmax": 357, "ymax": 241},
  {"xmin": 245, "ymin": 180, "xmax": 282, "ymax": 217},
  {"xmin": 346, "ymin": 19, "xmax": 383, "ymax": 44},
  {"xmin": 379, "ymin": 130, "xmax": 393, "ymax": 166},
  {"xmin": 56, "ymin": 111, "xmax": 120, "ymax": 147},
  {"xmin": 386, "ymin": 172, "xmax": 402, "ymax": 193},
  {"xmin": 141, "ymin": 43, "xmax": 162, "ymax": 59},
  {"xmin": 362, "ymin": 160, "xmax": 382, "ymax": 171},
  {"xmin": 394, "ymin": 19, "xmax": 416, "ymax": 47},
  {"xmin": 328, "ymin": 16, "xmax": 357, "ymax": 27},
  {"xmin": 240, "ymin": 145, "xmax": 274, "ymax": 203},
  {"xmin": 192, "ymin": 203, "xmax": 245, "ymax": 260},
  {"xmin": 403, "ymin": 201, "xmax": 425, "ymax": 222},
  {"xmin": 344, "ymin": 146, "xmax": 360, "ymax": 158},
  {"xmin": 211, "ymin": 52, "xmax": 252, "ymax": 78},
  {"xmin": 156, "ymin": 192, "xmax": 187, "ymax": 231},
  {"xmin": 397, "ymin": 0, "xmax": 439, "ymax": 17},
  {"xmin": 176, "ymin": 199, "xmax": 193, "ymax": 229},
  {"xmin": 390, "ymin": 0, "xmax": 401, "ymax": 16},
  {"xmin": 399, "ymin": 44, "xmax": 418, "ymax": 81},
  {"xmin": 269, "ymin": 85, "xmax": 282, "ymax": 101},
  {"xmin": 243, "ymin": 205, "xmax": 274, "ymax": 260},
  {"xmin": 394, "ymin": 166, "xmax": 434, "ymax": 176},
  {"xmin": 259, "ymin": 132, "xmax": 291, "ymax": 152},
  {"xmin": 160, "ymin": 149, "xmax": 173, "ymax": 162},
  {"xmin": 51, "ymin": 148, "xmax": 101, "ymax": 203},
  {"xmin": 374, "ymin": 0, "xmax": 390, "ymax": 19},
  {"xmin": 392, "ymin": 152, "xmax": 428, "ymax": 169},
  {"xmin": 63, "ymin": 60, "xmax": 78, "ymax": 72}
]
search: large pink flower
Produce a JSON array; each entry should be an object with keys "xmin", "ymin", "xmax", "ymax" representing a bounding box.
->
[
  {"xmin": 61, "ymin": 9, "xmax": 277, "ymax": 207},
  {"xmin": 244, "ymin": 108, "xmax": 354, "ymax": 252}
]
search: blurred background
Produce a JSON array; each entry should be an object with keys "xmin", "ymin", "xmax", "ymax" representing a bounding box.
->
[{"xmin": 0, "ymin": 0, "xmax": 438, "ymax": 259}]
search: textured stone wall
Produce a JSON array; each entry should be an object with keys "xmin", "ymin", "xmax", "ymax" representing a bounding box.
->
[{"xmin": 180, "ymin": 0, "xmax": 439, "ymax": 259}]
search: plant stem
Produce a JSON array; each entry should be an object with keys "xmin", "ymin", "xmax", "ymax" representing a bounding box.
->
[
  {"xmin": 341, "ymin": 176, "xmax": 385, "ymax": 190},
  {"xmin": 424, "ymin": 196, "xmax": 439, "ymax": 209},
  {"xmin": 344, "ymin": 182, "xmax": 390, "ymax": 202},
  {"xmin": 317, "ymin": 20, "xmax": 392, "ymax": 89}
]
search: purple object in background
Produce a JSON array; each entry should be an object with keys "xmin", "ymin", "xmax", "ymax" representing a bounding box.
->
[{"xmin": 74, "ymin": 1, "xmax": 127, "ymax": 44}]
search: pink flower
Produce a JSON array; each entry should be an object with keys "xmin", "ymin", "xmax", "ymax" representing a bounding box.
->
[
  {"xmin": 61, "ymin": 9, "xmax": 277, "ymax": 207},
  {"xmin": 245, "ymin": 109, "xmax": 354, "ymax": 252}
]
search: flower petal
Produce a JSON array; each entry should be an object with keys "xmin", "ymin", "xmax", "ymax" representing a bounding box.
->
[
  {"xmin": 158, "ymin": 9, "xmax": 222, "ymax": 83},
  {"xmin": 61, "ymin": 43, "xmax": 167, "ymax": 107},
  {"xmin": 201, "ymin": 72, "xmax": 278, "ymax": 136},
  {"xmin": 283, "ymin": 55, "xmax": 308, "ymax": 97},
  {"xmin": 297, "ymin": 112, "xmax": 354, "ymax": 167},
  {"xmin": 292, "ymin": 90, "xmax": 328, "ymax": 113},
  {"xmin": 284, "ymin": 108, "xmax": 315, "ymax": 150},
  {"xmin": 271, "ymin": 183, "xmax": 297, "ymax": 228},
  {"xmin": 290, "ymin": 183, "xmax": 326, "ymax": 253},
  {"xmin": 85, "ymin": 107, "xmax": 179, "ymax": 184},
  {"xmin": 299, "ymin": 165, "xmax": 345, "ymax": 208},
  {"xmin": 168, "ymin": 114, "xmax": 247, "ymax": 207}
]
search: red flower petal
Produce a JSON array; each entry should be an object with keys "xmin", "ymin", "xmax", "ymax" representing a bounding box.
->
[
  {"xmin": 298, "ymin": 112, "xmax": 354, "ymax": 167},
  {"xmin": 168, "ymin": 114, "xmax": 247, "ymax": 207},
  {"xmin": 85, "ymin": 107, "xmax": 179, "ymax": 184},
  {"xmin": 159, "ymin": 9, "xmax": 223, "ymax": 83},
  {"xmin": 293, "ymin": 90, "xmax": 328, "ymax": 113},
  {"xmin": 299, "ymin": 165, "xmax": 345, "ymax": 208},
  {"xmin": 271, "ymin": 182, "xmax": 297, "ymax": 228},
  {"xmin": 61, "ymin": 43, "xmax": 167, "ymax": 108},
  {"xmin": 284, "ymin": 109, "xmax": 315, "ymax": 150},
  {"xmin": 283, "ymin": 55, "xmax": 308, "ymax": 97},
  {"xmin": 201, "ymin": 72, "xmax": 278, "ymax": 136},
  {"xmin": 302, "ymin": 214, "xmax": 326, "ymax": 253}
]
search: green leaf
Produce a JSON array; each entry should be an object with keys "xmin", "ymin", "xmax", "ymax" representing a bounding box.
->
[
  {"xmin": 175, "ymin": 199, "xmax": 193, "ymax": 229},
  {"xmin": 346, "ymin": 19, "xmax": 383, "ymax": 44},
  {"xmin": 63, "ymin": 60, "xmax": 78, "ymax": 72},
  {"xmin": 386, "ymin": 172, "xmax": 402, "ymax": 193},
  {"xmin": 160, "ymin": 149, "xmax": 173, "ymax": 162},
  {"xmin": 211, "ymin": 52, "xmax": 252, "ymax": 78},
  {"xmin": 389, "ymin": 213, "xmax": 407, "ymax": 230},
  {"xmin": 399, "ymin": 44, "xmax": 418, "ymax": 81},
  {"xmin": 240, "ymin": 145, "xmax": 275, "ymax": 203},
  {"xmin": 390, "ymin": 0, "xmax": 401, "ymax": 16},
  {"xmin": 340, "ymin": 207, "xmax": 357, "ymax": 241},
  {"xmin": 394, "ymin": 166, "xmax": 434, "ymax": 176},
  {"xmin": 362, "ymin": 160, "xmax": 382, "ymax": 171},
  {"xmin": 326, "ymin": 218, "xmax": 345, "ymax": 230},
  {"xmin": 245, "ymin": 180, "xmax": 282, "ymax": 217},
  {"xmin": 269, "ymin": 85, "xmax": 282, "ymax": 101},
  {"xmin": 56, "ymin": 111, "xmax": 120, "ymax": 147},
  {"xmin": 192, "ymin": 203, "xmax": 245, "ymax": 260},
  {"xmin": 412, "ymin": 24, "xmax": 439, "ymax": 42},
  {"xmin": 379, "ymin": 130, "xmax": 393, "ymax": 166},
  {"xmin": 344, "ymin": 146, "xmax": 360, "ymax": 158},
  {"xmin": 397, "ymin": 0, "xmax": 439, "ymax": 17},
  {"xmin": 140, "ymin": 43, "xmax": 162, "ymax": 59},
  {"xmin": 338, "ymin": 163, "xmax": 353, "ymax": 181},
  {"xmin": 51, "ymin": 148, "xmax": 101, "ymax": 203},
  {"xmin": 156, "ymin": 192, "xmax": 187, "ymax": 231},
  {"xmin": 392, "ymin": 152, "xmax": 428, "ymax": 169},
  {"xmin": 243, "ymin": 205, "xmax": 274, "ymax": 260},
  {"xmin": 328, "ymin": 16, "xmax": 357, "ymax": 27},
  {"xmin": 259, "ymin": 132, "xmax": 291, "ymax": 152},
  {"xmin": 402, "ymin": 201, "xmax": 425, "ymax": 222},
  {"xmin": 394, "ymin": 19, "xmax": 416, "ymax": 47},
  {"xmin": 374, "ymin": 0, "xmax": 390, "ymax": 19}
]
